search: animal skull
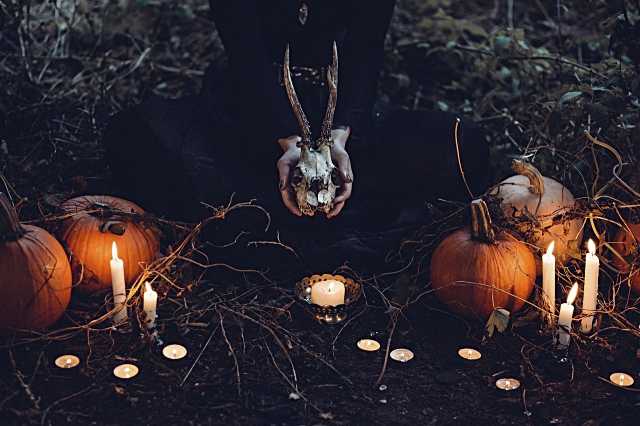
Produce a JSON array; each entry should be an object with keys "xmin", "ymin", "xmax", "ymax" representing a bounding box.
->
[{"xmin": 283, "ymin": 43, "xmax": 342, "ymax": 216}]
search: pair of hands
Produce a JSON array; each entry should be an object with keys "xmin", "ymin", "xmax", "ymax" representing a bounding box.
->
[{"xmin": 276, "ymin": 128, "xmax": 354, "ymax": 218}]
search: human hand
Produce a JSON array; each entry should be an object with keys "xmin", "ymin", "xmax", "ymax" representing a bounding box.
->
[
  {"xmin": 276, "ymin": 135, "xmax": 303, "ymax": 216},
  {"xmin": 327, "ymin": 127, "xmax": 353, "ymax": 219}
]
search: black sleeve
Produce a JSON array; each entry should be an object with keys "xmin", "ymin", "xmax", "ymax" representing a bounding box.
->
[
  {"xmin": 209, "ymin": 0, "xmax": 299, "ymax": 139},
  {"xmin": 334, "ymin": 0, "xmax": 395, "ymax": 134}
]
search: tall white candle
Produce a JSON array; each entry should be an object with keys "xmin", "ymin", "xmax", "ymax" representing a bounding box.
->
[
  {"xmin": 110, "ymin": 241, "xmax": 128, "ymax": 324},
  {"xmin": 581, "ymin": 239, "xmax": 599, "ymax": 333},
  {"xmin": 542, "ymin": 241, "xmax": 556, "ymax": 327},
  {"xmin": 557, "ymin": 283, "xmax": 578, "ymax": 348},
  {"xmin": 310, "ymin": 280, "xmax": 345, "ymax": 307},
  {"xmin": 143, "ymin": 282, "xmax": 158, "ymax": 329}
]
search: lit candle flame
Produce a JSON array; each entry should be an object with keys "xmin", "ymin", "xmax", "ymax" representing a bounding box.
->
[
  {"xmin": 65, "ymin": 358, "xmax": 72, "ymax": 365},
  {"xmin": 145, "ymin": 282, "xmax": 153, "ymax": 294},
  {"xmin": 567, "ymin": 283, "xmax": 578, "ymax": 305},
  {"xmin": 587, "ymin": 239, "xmax": 596, "ymax": 255},
  {"xmin": 112, "ymin": 241, "xmax": 119, "ymax": 261},
  {"xmin": 546, "ymin": 241, "xmax": 555, "ymax": 256},
  {"xmin": 620, "ymin": 375, "xmax": 624, "ymax": 385}
]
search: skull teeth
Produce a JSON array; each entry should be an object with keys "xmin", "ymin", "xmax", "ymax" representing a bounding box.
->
[
  {"xmin": 317, "ymin": 190, "xmax": 330, "ymax": 205},
  {"xmin": 306, "ymin": 192, "xmax": 319, "ymax": 207}
]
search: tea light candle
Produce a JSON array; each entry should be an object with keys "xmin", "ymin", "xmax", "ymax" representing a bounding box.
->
[
  {"xmin": 55, "ymin": 355, "xmax": 80, "ymax": 369},
  {"xmin": 357, "ymin": 339, "xmax": 381, "ymax": 352},
  {"xmin": 310, "ymin": 280, "xmax": 345, "ymax": 307},
  {"xmin": 113, "ymin": 363, "xmax": 139, "ymax": 379},
  {"xmin": 458, "ymin": 348, "xmax": 482, "ymax": 361},
  {"xmin": 143, "ymin": 282, "xmax": 158, "ymax": 329},
  {"xmin": 557, "ymin": 283, "xmax": 578, "ymax": 348},
  {"xmin": 542, "ymin": 241, "xmax": 556, "ymax": 327},
  {"xmin": 390, "ymin": 348, "xmax": 414, "ymax": 363},
  {"xmin": 162, "ymin": 344, "xmax": 188, "ymax": 360},
  {"xmin": 110, "ymin": 242, "xmax": 128, "ymax": 324},
  {"xmin": 495, "ymin": 378, "xmax": 520, "ymax": 391},
  {"xmin": 581, "ymin": 239, "xmax": 599, "ymax": 333},
  {"xmin": 610, "ymin": 372, "xmax": 634, "ymax": 387}
]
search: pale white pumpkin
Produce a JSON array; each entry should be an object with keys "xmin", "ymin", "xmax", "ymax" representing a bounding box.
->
[{"xmin": 491, "ymin": 160, "xmax": 583, "ymax": 274}]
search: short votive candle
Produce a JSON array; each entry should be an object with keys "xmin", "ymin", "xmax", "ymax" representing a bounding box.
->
[
  {"xmin": 357, "ymin": 339, "xmax": 381, "ymax": 352},
  {"xmin": 113, "ymin": 363, "xmax": 139, "ymax": 379},
  {"xmin": 496, "ymin": 378, "xmax": 521, "ymax": 391},
  {"xmin": 55, "ymin": 355, "xmax": 80, "ymax": 369},
  {"xmin": 162, "ymin": 344, "xmax": 188, "ymax": 360},
  {"xmin": 458, "ymin": 348, "xmax": 481, "ymax": 361}
]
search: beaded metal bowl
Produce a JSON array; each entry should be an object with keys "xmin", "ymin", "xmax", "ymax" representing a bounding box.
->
[{"xmin": 296, "ymin": 274, "xmax": 362, "ymax": 324}]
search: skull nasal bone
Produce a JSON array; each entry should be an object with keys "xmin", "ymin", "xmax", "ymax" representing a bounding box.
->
[{"xmin": 310, "ymin": 178, "xmax": 323, "ymax": 193}]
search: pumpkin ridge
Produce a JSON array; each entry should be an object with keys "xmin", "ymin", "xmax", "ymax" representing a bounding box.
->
[
  {"xmin": 58, "ymin": 196, "xmax": 159, "ymax": 293},
  {"xmin": 430, "ymin": 199, "xmax": 536, "ymax": 319},
  {"xmin": 23, "ymin": 227, "xmax": 72, "ymax": 326},
  {"xmin": 1, "ymin": 222, "xmax": 71, "ymax": 333}
]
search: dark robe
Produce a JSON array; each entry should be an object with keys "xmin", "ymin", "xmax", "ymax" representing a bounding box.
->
[{"xmin": 103, "ymin": 0, "xmax": 489, "ymax": 247}]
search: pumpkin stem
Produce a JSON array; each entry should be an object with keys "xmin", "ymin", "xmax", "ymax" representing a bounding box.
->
[
  {"xmin": 511, "ymin": 159, "xmax": 545, "ymax": 196},
  {"xmin": 470, "ymin": 199, "xmax": 495, "ymax": 243},
  {"xmin": 0, "ymin": 193, "xmax": 25, "ymax": 241}
]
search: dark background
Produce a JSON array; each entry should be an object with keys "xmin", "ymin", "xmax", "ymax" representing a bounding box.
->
[{"xmin": 1, "ymin": 1, "xmax": 639, "ymax": 425}]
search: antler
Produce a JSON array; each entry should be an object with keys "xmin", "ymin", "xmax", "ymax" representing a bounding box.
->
[
  {"xmin": 319, "ymin": 42, "xmax": 339, "ymax": 145},
  {"xmin": 283, "ymin": 45, "xmax": 312, "ymax": 146}
]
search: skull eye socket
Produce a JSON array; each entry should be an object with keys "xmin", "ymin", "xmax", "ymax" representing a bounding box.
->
[
  {"xmin": 291, "ymin": 167, "xmax": 304, "ymax": 185},
  {"xmin": 331, "ymin": 168, "xmax": 342, "ymax": 186}
]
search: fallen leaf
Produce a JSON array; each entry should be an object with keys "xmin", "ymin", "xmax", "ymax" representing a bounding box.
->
[{"xmin": 485, "ymin": 308, "xmax": 510, "ymax": 338}]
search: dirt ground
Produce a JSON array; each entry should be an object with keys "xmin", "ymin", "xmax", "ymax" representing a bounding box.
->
[{"xmin": 1, "ymin": 1, "xmax": 640, "ymax": 425}]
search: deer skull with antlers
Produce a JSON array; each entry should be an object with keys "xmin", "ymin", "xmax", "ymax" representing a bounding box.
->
[{"xmin": 283, "ymin": 43, "xmax": 342, "ymax": 216}]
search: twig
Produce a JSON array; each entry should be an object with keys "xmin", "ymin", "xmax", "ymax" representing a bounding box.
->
[
  {"xmin": 374, "ymin": 308, "xmax": 401, "ymax": 387},
  {"xmin": 9, "ymin": 350, "xmax": 41, "ymax": 412},
  {"xmin": 180, "ymin": 324, "xmax": 221, "ymax": 387},
  {"xmin": 40, "ymin": 385, "xmax": 95, "ymax": 426},
  {"xmin": 217, "ymin": 309, "xmax": 242, "ymax": 396}
]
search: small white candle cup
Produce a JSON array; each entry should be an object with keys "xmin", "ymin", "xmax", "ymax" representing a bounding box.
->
[
  {"xmin": 609, "ymin": 372, "xmax": 634, "ymax": 387},
  {"xmin": 162, "ymin": 344, "xmax": 188, "ymax": 360},
  {"xmin": 357, "ymin": 339, "xmax": 381, "ymax": 352},
  {"xmin": 458, "ymin": 348, "xmax": 482, "ymax": 361},
  {"xmin": 113, "ymin": 363, "xmax": 139, "ymax": 379},
  {"xmin": 390, "ymin": 348, "xmax": 414, "ymax": 363},
  {"xmin": 55, "ymin": 355, "xmax": 80, "ymax": 369},
  {"xmin": 495, "ymin": 378, "xmax": 521, "ymax": 391}
]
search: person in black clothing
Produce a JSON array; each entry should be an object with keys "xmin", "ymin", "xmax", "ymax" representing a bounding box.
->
[{"xmin": 104, "ymin": 0, "xmax": 489, "ymax": 227}]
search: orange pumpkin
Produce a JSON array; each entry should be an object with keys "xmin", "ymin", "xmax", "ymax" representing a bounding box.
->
[
  {"xmin": 611, "ymin": 223, "xmax": 640, "ymax": 294},
  {"xmin": 430, "ymin": 199, "xmax": 537, "ymax": 319},
  {"xmin": 0, "ymin": 194, "xmax": 72, "ymax": 333},
  {"xmin": 58, "ymin": 196, "xmax": 160, "ymax": 293},
  {"xmin": 491, "ymin": 160, "xmax": 583, "ymax": 274}
]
